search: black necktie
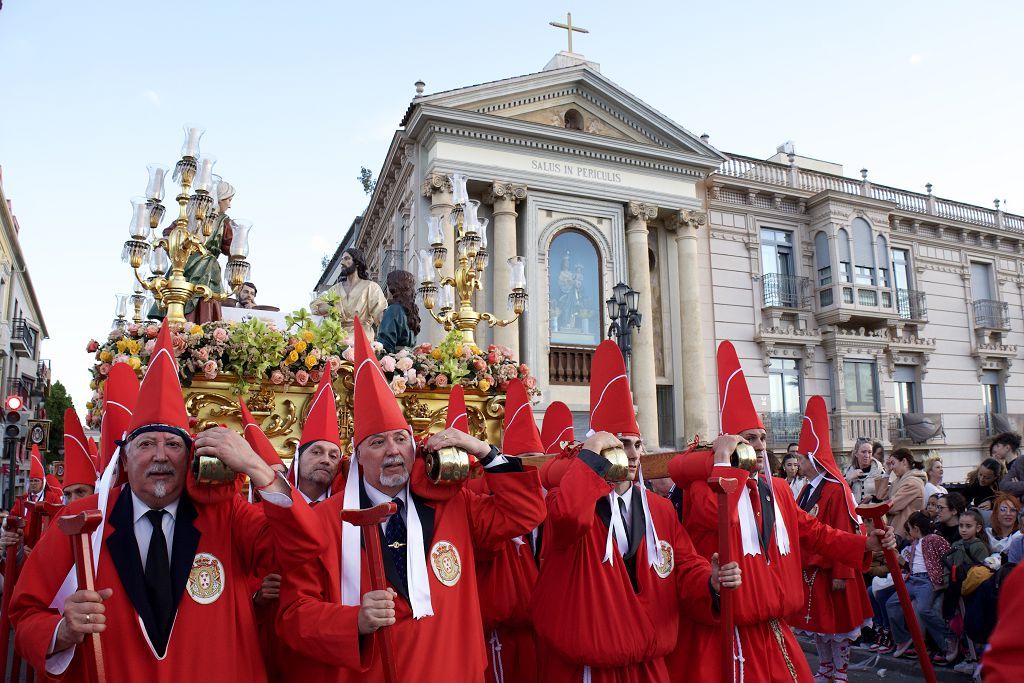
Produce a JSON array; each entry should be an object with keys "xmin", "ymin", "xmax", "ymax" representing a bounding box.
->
[
  {"xmin": 144, "ymin": 509, "xmax": 173, "ymax": 655},
  {"xmin": 617, "ymin": 496, "xmax": 630, "ymax": 535},
  {"xmin": 384, "ymin": 498, "xmax": 408, "ymax": 588},
  {"xmin": 798, "ymin": 482, "xmax": 813, "ymax": 509}
]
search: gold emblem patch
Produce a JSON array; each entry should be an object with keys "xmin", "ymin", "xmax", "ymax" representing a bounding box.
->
[
  {"xmin": 809, "ymin": 504, "xmax": 820, "ymax": 518},
  {"xmin": 430, "ymin": 540, "xmax": 462, "ymax": 587},
  {"xmin": 654, "ymin": 540, "xmax": 675, "ymax": 578},
  {"xmin": 187, "ymin": 553, "xmax": 224, "ymax": 605}
]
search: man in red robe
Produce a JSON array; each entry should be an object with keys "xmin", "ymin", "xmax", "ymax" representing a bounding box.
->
[
  {"xmin": 276, "ymin": 316, "xmax": 546, "ymax": 683},
  {"xmin": 793, "ymin": 396, "xmax": 873, "ymax": 683},
  {"xmin": 667, "ymin": 342, "xmax": 896, "ymax": 683},
  {"xmin": 532, "ymin": 340, "xmax": 741, "ymax": 683},
  {"xmin": 9, "ymin": 323, "xmax": 323, "ymax": 682},
  {"xmin": 981, "ymin": 565, "xmax": 1024, "ymax": 682},
  {"xmin": 5, "ymin": 445, "xmax": 63, "ymax": 550},
  {"xmin": 62, "ymin": 407, "xmax": 99, "ymax": 503}
]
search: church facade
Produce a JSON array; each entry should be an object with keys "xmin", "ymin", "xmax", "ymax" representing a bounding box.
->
[{"xmin": 320, "ymin": 53, "xmax": 1024, "ymax": 481}]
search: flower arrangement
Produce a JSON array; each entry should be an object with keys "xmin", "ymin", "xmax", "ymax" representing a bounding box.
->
[{"xmin": 85, "ymin": 316, "xmax": 537, "ymax": 428}]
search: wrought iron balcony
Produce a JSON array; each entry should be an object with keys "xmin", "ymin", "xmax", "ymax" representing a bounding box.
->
[
  {"xmin": 761, "ymin": 274, "xmax": 808, "ymax": 309},
  {"xmin": 10, "ymin": 317, "xmax": 38, "ymax": 358},
  {"xmin": 980, "ymin": 413, "xmax": 1024, "ymax": 437},
  {"xmin": 762, "ymin": 411, "xmax": 803, "ymax": 446},
  {"xmin": 973, "ymin": 299, "xmax": 1009, "ymax": 330},
  {"xmin": 896, "ymin": 289, "xmax": 928, "ymax": 322},
  {"xmin": 889, "ymin": 413, "xmax": 944, "ymax": 444},
  {"xmin": 5, "ymin": 378, "xmax": 31, "ymax": 401}
]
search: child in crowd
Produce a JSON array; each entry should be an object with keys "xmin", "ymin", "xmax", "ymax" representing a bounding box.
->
[
  {"xmin": 940, "ymin": 508, "xmax": 992, "ymax": 665},
  {"xmin": 888, "ymin": 513, "xmax": 953, "ymax": 661}
]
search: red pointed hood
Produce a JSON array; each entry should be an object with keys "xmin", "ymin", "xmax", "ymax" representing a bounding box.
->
[
  {"xmin": 239, "ymin": 398, "xmax": 285, "ymax": 468},
  {"xmin": 717, "ymin": 341, "xmax": 765, "ymax": 435},
  {"xmin": 541, "ymin": 401, "xmax": 575, "ymax": 455},
  {"xmin": 63, "ymin": 408, "xmax": 98, "ymax": 489},
  {"xmin": 589, "ymin": 340, "xmax": 639, "ymax": 437},
  {"xmin": 29, "ymin": 444, "xmax": 45, "ymax": 480},
  {"xmin": 445, "ymin": 384, "xmax": 469, "ymax": 433},
  {"xmin": 299, "ymin": 369, "xmax": 341, "ymax": 450},
  {"xmin": 87, "ymin": 436, "xmax": 99, "ymax": 471},
  {"xmin": 798, "ymin": 396, "xmax": 860, "ymax": 523},
  {"xmin": 125, "ymin": 323, "xmax": 190, "ymax": 443},
  {"xmin": 501, "ymin": 379, "xmax": 543, "ymax": 456},
  {"xmin": 100, "ymin": 362, "xmax": 139, "ymax": 470},
  {"xmin": 352, "ymin": 316, "xmax": 409, "ymax": 448}
]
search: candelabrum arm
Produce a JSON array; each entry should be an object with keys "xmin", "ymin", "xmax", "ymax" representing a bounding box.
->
[{"xmin": 479, "ymin": 310, "xmax": 523, "ymax": 328}]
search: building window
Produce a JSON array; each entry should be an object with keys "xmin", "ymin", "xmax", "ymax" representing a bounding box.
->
[
  {"xmin": 548, "ymin": 230, "xmax": 601, "ymax": 346},
  {"xmin": 844, "ymin": 360, "xmax": 878, "ymax": 412},
  {"xmin": 981, "ymin": 369, "xmax": 1005, "ymax": 415},
  {"xmin": 564, "ymin": 109, "xmax": 583, "ymax": 130},
  {"xmin": 768, "ymin": 357, "xmax": 802, "ymax": 413},
  {"xmin": 876, "ymin": 235, "xmax": 890, "ymax": 288},
  {"xmin": 852, "ymin": 218, "xmax": 875, "ymax": 285},
  {"xmin": 894, "ymin": 365, "xmax": 918, "ymax": 413},
  {"xmin": 814, "ymin": 231, "xmax": 831, "ymax": 286},
  {"xmin": 971, "ymin": 261, "xmax": 995, "ymax": 301},
  {"xmin": 837, "ymin": 228, "xmax": 852, "ymax": 283},
  {"xmin": 761, "ymin": 228, "xmax": 797, "ymax": 306},
  {"xmin": 656, "ymin": 385, "xmax": 676, "ymax": 448}
]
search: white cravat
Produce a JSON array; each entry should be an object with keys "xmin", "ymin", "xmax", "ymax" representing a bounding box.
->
[{"xmin": 611, "ymin": 487, "xmax": 633, "ymax": 556}]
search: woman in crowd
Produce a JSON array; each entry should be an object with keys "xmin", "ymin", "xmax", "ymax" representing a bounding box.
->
[
  {"xmin": 923, "ymin": 455, "xmax": 947, "ymax": 501},
  {"xmin": 876, "ymin": 448, "xmax": 926, "ymax": 539},
  {"xmin": 986, "ymin": 493, "xmax": 1021, "ymax": 553},
  {"xmin": 992, "ymin": 431, "xmax": 1024, "ymax": 498},
  {"xmin": 780, "ymin": 452, "xmax": 806, "ymax": 499},
  {"xmin": 962, "ymin": 458, "xmax": 1005, "ymax": 510},
  {"xmin": 376, "ymin": 269, "xmax": 420, "ymax": 353},
  {"xmin": 887, "ymin": 512, "xmax": 953, "ymax": 661},
  {"xmin": 846, "ymin": 437, "xmax": 885, "ymax": 504},
  {"xmin": 934, "ymin": 492, "xmax": 967, "ymax": 545}
]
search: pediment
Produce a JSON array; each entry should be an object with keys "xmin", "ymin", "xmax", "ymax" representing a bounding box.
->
[{"xmin": 406, "ymin": 65, "xmax": 724, "ymax": 163}]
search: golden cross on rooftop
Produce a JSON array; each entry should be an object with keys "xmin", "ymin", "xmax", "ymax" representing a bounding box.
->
[{"xmin": 549, "ymin": 12, "xmax": 589, "ymax": 54}]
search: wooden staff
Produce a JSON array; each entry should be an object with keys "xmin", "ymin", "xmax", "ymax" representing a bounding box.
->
[
  {"xmin": 856, "ymin": 502, "xmax": 936, "ymax": 683},
  {"xmin": 340, "ymin": 502, "xmax": 398, "ymax": 683},
  {"xmin": 0, "ymin": 515, "xmax": 26, "ymax": 677},
  {"xmin": 707, "ymin": 475, "xmax": 739, "ymax": 683},
  {"xmin": 57, "ymin": 510, "xmax": 106, "ymax": 683}
]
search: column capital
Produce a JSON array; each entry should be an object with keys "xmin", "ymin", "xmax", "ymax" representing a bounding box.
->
[
  {"xmin": 626, "ymin": 201, "xmax": 658, "ymax": 222},
  {"xmin": 420, "ymin": 171, "xmax": 453, "ymax": 198},
  {"xmin": 482, "ymin": 181, "xmax": 527, "ymax": 206},
  {"xmin": 667, "ymin": 208, "xmax": 708, "ymax": 232}
]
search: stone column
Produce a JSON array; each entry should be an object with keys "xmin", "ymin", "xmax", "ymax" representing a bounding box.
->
[
  {"xmin": 420, "ymin": 172, "xmax": 454, "ymax": 279},
  {"xmin": 483, "ymin": 182, "xmax": 527, "ymax": 357},
  {"xmin": 669, "ymin": 209, "xmax": 709, "ymax": 442},
  {"xmin": 625, "ymin": 201, "xmax": 660, "ymax": 447}
]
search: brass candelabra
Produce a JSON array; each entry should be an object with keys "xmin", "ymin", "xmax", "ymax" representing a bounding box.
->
[
  {"xmin": 120, "ymin": 126, "xmax": 251, "ymax": 325},
  {"xmin": 416, "ymin": 173, "xmax": 528, "ymax": 346}
]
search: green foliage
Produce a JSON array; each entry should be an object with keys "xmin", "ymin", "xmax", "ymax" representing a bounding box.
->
[
  {"xmin": 44, "ymin": 381, "xmax": 75, "ymax": 461},
  {"xmin": 358, "ymin": 166, "xmax": 377, "ymax": 195},
  {"xmin": 225, "ymin": 318, "xmax": 287, "ymax": 392}
]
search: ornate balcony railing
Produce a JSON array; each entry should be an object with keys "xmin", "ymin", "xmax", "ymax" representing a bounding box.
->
[
  {"xmin": 10, "ymin": 317, "xmax": 37, "ymax": 358},
  {"xmin": 889, "ymin": 413, "xmax": 944, "ymax": 444},
  {"xmin": 973, "ymin": 299, "xmax": 1009, "ymax": 330},
  {"xmin": 5, "ymin": 378, "xmax": 31, "ymax": 401},
  {"xmin": 549, "ymin": 346, "xmax": 594, "ymax": 385},
  {"xmin": 762, "ymin": 411, "xmax": 803, "ymax": 447},
  {"xmin": 762, "ymin": 274, "xmax": 808, "ymax": 309},
  {"xmin": 896, "ymin": 289, "xmax": 928, "ymax": 321}
]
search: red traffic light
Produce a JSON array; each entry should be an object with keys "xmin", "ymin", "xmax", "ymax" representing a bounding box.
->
[{"xmin": 4, "ymin": 395, "xmax": 24, "ymax": 412}]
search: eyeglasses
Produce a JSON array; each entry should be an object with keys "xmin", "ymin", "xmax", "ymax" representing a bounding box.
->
[{"xmin": 935, "ymin": 505, "xmax": 950, "ymax": 511}]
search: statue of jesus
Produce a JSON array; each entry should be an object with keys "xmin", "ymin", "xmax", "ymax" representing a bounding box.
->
[{"xmin": 310, "ymin": 246, "xmax": 387, "ymax": 340}]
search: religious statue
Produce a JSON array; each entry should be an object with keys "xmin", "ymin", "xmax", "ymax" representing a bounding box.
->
[
  {"xmin": 310, "ymin": 246, "xmax": 387, "ymax": 339},
  {"xmin": 377, "ymin": 270, "xmax": 420, "ymax": 353},
  {"xmin": 555, "ymin": 251, "xmax": 583, "ymax": 331},
  {"xmin": 222, "ymin": 281, "xmax": 280, "ymax": 312}
]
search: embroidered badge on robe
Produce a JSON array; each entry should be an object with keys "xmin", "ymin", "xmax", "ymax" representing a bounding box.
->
[
  {"xmin": 430, "ymin": 541, "xmax": 462, "ymax": 587},
  {"xmin": 187, "ymin": 553, "xmax": 225, "ymax": 604},
  {"xmin": 809, "ymin": 504, "xmax": 819, "ymax": 518},
  {"xmin": 654, "ymin": 540, "xmax": 675, "ymax": 579}
]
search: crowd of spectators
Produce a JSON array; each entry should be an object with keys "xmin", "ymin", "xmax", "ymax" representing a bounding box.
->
[{"xmin": 774, "ymin": 432, "xmax": 1024, "ymax": 679}]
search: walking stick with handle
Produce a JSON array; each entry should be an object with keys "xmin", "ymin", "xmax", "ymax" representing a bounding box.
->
[
  {"xmin": 707, "ymin": 475, "xmax": 740, "ymax": 683},
  {"xmin": 340, "ymin": 502, "xmax": 398, "ymax": 683},
  {"xmin": 856, "ymin": 502, "xmax": 936, "ymax": 683},
  {"xmin": 57, "ymin": 510, "xmax": 107, "ymax": 683},
  {"xmin": 0, "ymin": 516, "xmax": 26, "ymax": 678}
]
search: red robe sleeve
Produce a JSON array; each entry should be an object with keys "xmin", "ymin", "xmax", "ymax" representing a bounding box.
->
[
  {"xmin": 464, "ymin": 467, "xmax": 546, "ymax": 549},
  {"xmin": 543, "ymin": 456, "xmax": 612, "ymax": 551},
  {"xmin": 229, "ymin": 488, "xmax": 324, "ymax": 574},
  {"xmin": 982, "ymin": 566, "xmax": 1024, "ymax": 682},
  {"xmin": 668, "ymin": 515, "xmax": 718, "ymax": 625},
  {"xmin": 795, "ymin": 501, "xmax": 870, "ymax": 573}
]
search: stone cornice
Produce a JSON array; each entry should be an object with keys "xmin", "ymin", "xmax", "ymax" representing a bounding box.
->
[
  {"xmin": 482, "ymin": 181, "xmax": 527, "ymax": 206},
  {"xmin": 626, "ymin": 201, "xmax": 658, "ymax": 221}
]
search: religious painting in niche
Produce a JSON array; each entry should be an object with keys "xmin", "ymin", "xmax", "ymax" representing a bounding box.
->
[{"xmin": 548, "ymin": 229, "xmax": 601, "ymax": 346}]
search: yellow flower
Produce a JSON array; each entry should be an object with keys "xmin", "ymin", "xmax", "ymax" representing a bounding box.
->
[
  {"xmin": 190, "ymin": 324, "xmax": 204, "ymax": 335},
  {"xmin": 85, "ymin": 401, "xmax": 94, "ymax": 410},
  {"xmin": 116, "ymin": 339, "xmax": 129, "ymax": 354},
  {"xmin": 126, "ymin": 339, "xmax": 141, "ymax": 355},
  {"xmin": 301, "ymin": 330, "xmax": 315, "ymax": 343},
  {"xmin": 294, "ymin": 340, "xmax": 308, "ymax": 354},
  {"xmin": 304, "ymin": 353, "xmax": 318, "ymax": 369},
  {"xmin": 471, "ymin": 345, "xmax": 482, "ymax": 355},
  {"xmin": 99, "ymin": 351, "xmax": 113, "ymax": 362},
  {"xmin": 478, "ymin": 379, "xmax": 491, "ymax": 392},
  {"xmin": 128, "ymin": 356, "xmax": 142, "ymax": 370},
  {"xmin": 287, "ymin": 350, "xmax": 299, "ymax": 364},
  {"xmin": 431, "ymin": 349, "xmax": 444, "ymax": 360},
  {"xmin": 89, "ymin": 380, "xmax": 97, "ymax": 390}
]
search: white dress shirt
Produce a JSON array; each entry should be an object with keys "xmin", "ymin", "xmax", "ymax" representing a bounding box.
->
[
  {"xmin": 363, "ymin": 481, "xmax": 409, "ymax": 524},
  {"xmin": 611, "ymin": 486, "xmax": 634, "ymax": 556},
  {"xmin": 131, "ymin": 491, "xmax": 179, "ymax": 565}
]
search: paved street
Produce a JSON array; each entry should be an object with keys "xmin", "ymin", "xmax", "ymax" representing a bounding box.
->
[{"xmin": 800, "ymin": 637, "xmax": 975, "ymax": 683}]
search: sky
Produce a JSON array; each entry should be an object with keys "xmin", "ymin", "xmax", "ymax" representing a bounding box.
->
[{"xmin": 1, "ymin": 0, "xmax": 1022, "ymax": 418}]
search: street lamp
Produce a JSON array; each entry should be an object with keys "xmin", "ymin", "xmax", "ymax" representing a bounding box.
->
[{"xmin": 606, "ymin": 281, "xmax": 641, "ymax": 367}]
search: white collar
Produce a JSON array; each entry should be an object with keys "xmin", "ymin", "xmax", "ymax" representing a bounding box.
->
[
  {"xmin": 613, "ymin": 485, "xmax": 634, "ymax": 511},
  {"xmin": 130, "ymin": 490, "xmax": 180, "ymax": 524},
  {"xmin": 809, "ymin": 472, "xmax": 827, "ymax": 489},
  {"xmin": 299, "ymin": 488, "xmax": 328, "ymax": 504},
  {"xmin": 363, "ymin": 479, "xmax": 408, "ymax": 511}
]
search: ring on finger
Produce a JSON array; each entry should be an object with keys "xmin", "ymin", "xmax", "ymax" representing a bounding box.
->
[{"xmin": 85, "ymin": 614, "xmax": 92, "ymax": 623}]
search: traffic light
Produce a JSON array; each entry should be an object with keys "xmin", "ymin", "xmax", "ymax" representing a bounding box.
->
[{"xmin": 4, "ymin": 395, "xmax": 30, "ymax": 440}]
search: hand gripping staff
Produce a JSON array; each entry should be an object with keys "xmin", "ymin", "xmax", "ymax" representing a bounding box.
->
[
  {"xmin": 340, "ymin": 502, "xmax": 399, "ymax": 683},
  {"xmin": 707, "ymin": 474, "xmax": 740, "ymax": 683},
  {"xmin": 58, "ymin": 510, "xmax": 108, "ymax": 683},
  {"xmin": 855, "ymin": 502, "xmax": 935, "ymax": 683}
]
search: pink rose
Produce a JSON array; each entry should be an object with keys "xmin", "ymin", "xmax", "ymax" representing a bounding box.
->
[
  {"xmin": 327, "ymin": 355, "xmax": 343, "ymax": 372},
  {"xmin": 295, "ymin": 370, "xmax": 310, "ymax": 386},
  {"xmin": 343, "ymin": 336, "xmax": 355, "ymax": 348},
  {"xmin": 99, "ymin": 363, "xmax": 111, "ymax": 376},
  {"xmin": 500, "ymin": 364, "xmax": 517, "ymax": 380},
  {"xmin": 499, "ymin": 345, "xmax": 514, "ymax": 358},
  {"xmin": 108, "ymin": 329, "xmax": 124, "ymax": 341},
  {"xmin": 144, "ymin": 339, "xmax": 156, "ymax": 354},
  {"xmin": 145, "ymin": 325, "xmax": 159, "ymax": 339},
  {"xmin": 113, "ymin": 354, "xmax": 129, "ymax": 365},
  {"xmin": 380, "ymin": 356, "xmax": 397, "ymax": 373},
  {"xmin": 127, "ymin": 323, "xmax": 140, "ymax": 336},
  {"xmin": 213, "ymin": 327, "xmax": 229, "ymax": 343},
  {"xmin": 270, "ymin": 370, "xmax": 285, "ymax": 385},
  {"xmin": 434, "ymin": 374, "xmax": 448, "ymax": 388},
  {"xmin": 309, "ymin": 370, "xmax": 321, "ymax": 383},
  {"xmin": 519, "ymin": 363, "xmax": 529, "ymax": 376},
  {"xmin": 396, "ymin": 357, "xmax": 413, "ymax": 372},
  {"xmin": 472, "ymin": 358, "xmax": 486, "ymax": 372},
  {"xmin": 196, "ymin": 346, "xmax": 210, "ymax": 361},
  {"xmin": 202, "ymin": 360, "xmax": 218, "ymax": 379},
  {"xmin": 86, "ymin": 339, "xmax": 99, "ymax": 353},
  {"xmin": 415, "ymin": 374, "xmax": 427, "ymax": 389},
  {"xmin": 171, "ymin": 334, "xmax": 187, "ymax": 353},
  {"xmin": 405, "ymin": 368, "xmax": 417, "ymax": 384},
  {"xmin": 524, "ymin": 376, "xmax": 537, "ymax": 390},
  {"xmin": 342, "ymin": 347, "xmax": 355, "ymax": 362},
  {"xmin": 390, "ymin": 377, "xmax": 407, "ymax": 395}
]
